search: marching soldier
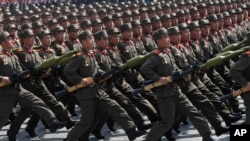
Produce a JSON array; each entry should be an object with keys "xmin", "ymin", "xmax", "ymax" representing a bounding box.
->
[
  {"xmin": 189, "ymin": 20, "xmax": 242, "ymax": 125},
  {"xmin": 131, "ymin": 20, "xmax": 147, "ymax": 55},
  {"xmin": 140, "ymin": 27, "xmax": 214, "ymax": 141},
  {"xmin": 141, "ymin": 18, "xmax": 157, "ymax": 52},
  {"xmin": 230, "ymin": 48, "xmax": 250, "ymax": 125},
  {"xmin": 65, "ymin": 24, "xmax": 82, "ymax": 51},
  {"xmin": 8, "ymin": 29, "xmax": 75, "ymax": 138},
  {"xmin": 107, "ymin": 27, "xmax": 160, "ymax": 123},
  {"xmin": 168, "ymin": 25, "xmax": 229, "ymax": 137},
  {"xmin": 0, "ymin": 31, "xmax": 65, "ymax": 141},
  {"xmin": 118, "ymin": 23, "xmax": 159, "ymax": 112},
  {"xmin": 63, "ymin": 30, "xmax": 146, "ymax": 141}
]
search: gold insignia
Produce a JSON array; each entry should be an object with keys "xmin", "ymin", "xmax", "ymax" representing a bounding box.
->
[
  {"xmin": 85, "ymin": 60, "xmax": 89, "ymax": 66},
  {"xmin": 3, "ymin": 58, "xmax": 8, "ymax": 65},
  {"xmin": 125, "ymin": 46, "xmax": 130, "ymax": 53},
  {"xmin": 25, "ymin": 56, "xmax": 28, "ymax": 63},
  {"xmin": 164, "ymin": 56, "xmax": 168, "ymax": 64}
]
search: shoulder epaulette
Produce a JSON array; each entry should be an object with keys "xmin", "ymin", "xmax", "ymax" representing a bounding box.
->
[
  {"xmin": 75, "ymin": 51, "xmax": 85, "ymax": 57},
  {"xmin": 92, "ymin": 49, "xmax": 99, "ymax": 53},
  {"xmin": 155, "ymin": 49, "xmax": 161, "ymax": 55},
  {"xmin": 15, "ymin": 48, "xmax": 25, "ymax": 52}
]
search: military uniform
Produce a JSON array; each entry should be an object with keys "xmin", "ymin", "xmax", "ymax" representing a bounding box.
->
[
  {"xmin": 9, "ymin": 29, "xmax": 72, "ymax": 136},
  {"xmin": 141, "ymin": 18, "xmax": 157, "ymax": 52},
  {"xmin": 107, "ymin": 28, "xmax": 159, "ymax": 123},
  {"xmin": 65, "ymin": 24, "xmax": 82, "ymax": 51},
  {"xmin": 0, "ymin": 31, "xmax": 64, "ymax": 140},
  {"xmin": 118, "ymin": 23, "xmax": 159, "ymax": 112},
  {"xmin": 168, "ymin": 26, "xmax": 228, "ymax": 136},
  {"xmin": 141, "ymin": 28, "xmax": 213, "ymax": 141},
  {"xmin": 93, "ymin": 30, "xmax": 150, "ymax": 130},
  {"xmin": 64, "ymin": 30, "xmax": 145, "ymax": 141},
  {"xmin": 189, "ymin": 21, "xmax": 241, "ymax": 125},
  {"xmin": 51, "ymin": 26, "xmax": 78, "ymax": 117},
  {"xmin": 230, "ymin": 50, "xmax": 250, "ymax": 124}
]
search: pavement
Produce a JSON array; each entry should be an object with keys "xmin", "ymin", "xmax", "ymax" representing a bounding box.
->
[{"xmin": 0, "ymin": 96, "xmax": 246, "ymax": 141}]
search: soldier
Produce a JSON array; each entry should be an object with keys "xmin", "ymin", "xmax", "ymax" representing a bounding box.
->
[
  {"xmin": 161, "ymin": 14, "xmax": 172, "ymax": 29},
  {"xmin": 67, "ymin": 12, "xmax": 79, "ymax": 25},
  {"xmin": 118, "ymin": 23, "xmax": 159, "ymax": 112},
  {"xmin": 223, "ymin": 11, "xmax": 239, "ymax": 44},
  {"xmin": 0, "ymin": 31, "xmax": 65, "ymax": 141},
  {"xmin": 8, "ymin": 29, "xmax": 75, "ymax": 138},
  {"xmin": 141, "ymin": 18, "xmax": 157, "ymax": 52},
  {"xmin": 65, "ymin": 24, "xmax": 82, "ymax": 51},
  {"xmin": 32, "ymin": 21, "xmax": 44, "ymax": 46},
  {"xmin": 230, "ymin": 48, "xmax": 250, "ymax": 125},
  {"xmin": 51, "ymin": 26, "xmax": 78, "ymax": 117},
  {"xmin": 80, "ymin": 20, "xmax": 92, "ymax": 32},
  {"xmin": 140, "ymin": 27, "xmax": 214, "ymax": 141},
  {"xmin": 208, "ymin": 14, "xmax": 241, "ymax": 112},
  {"xmin": 103, "ymin": 15, "xmax": 114, "ymax": 31},
  {"xmin": 151, "ymin": 15, "xmax": 162, "ymax": 32},
  {"xmin": 131, "ymin": 20, "xmax": 147, "ymax": 55},
  {"xmin": 63, "ymin": 30, "xmax": 146, "ymax": 141},
  {"xmin": 107, "ymin": 27, "xmax": 160, "ymax": 124},
  {"xmin": 91, "ymin": 30, "xmax": 152, "ymax": 137},
  {"xmin": 58, "ymin": 16, "xmax": 69, "ymax": 30},
  {"xmin": 169, "ymin": 25, "xmax": 229, "ymax": 136},
  {"xmin": 91, "ymin": 19, "xmax": 103, "ymax": 34},
  {"xmin": 112, "ymin": 13, "xmax": 123, "ymax": 29},
  {"xmin": 6, "ymin": 23, "xmax": 21, "ymax": 50},
  {"xmin": 189, "ymin": 21, "xmax": 242, "ymax": 125}
]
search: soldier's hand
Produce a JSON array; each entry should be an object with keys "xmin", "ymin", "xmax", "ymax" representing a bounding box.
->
[
  {"xmin": 81, "ymin": 78, "xmax": 90, "ymax": 87},
  {"xmin": 159, "ymin": 77, "xmax": 170, "ymax": 85},
  {"xmin": 246, "ymin": 82, "xmax": 250, "ymax": 91},
  {"xmin": 1, "ymin": 77, "xmax": 12, "ymax": 85}
]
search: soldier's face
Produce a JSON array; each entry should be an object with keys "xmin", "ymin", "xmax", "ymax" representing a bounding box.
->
[
  {"xmin": 162, "ymin": 20, "xmax": 171, "ymax": 28},
  {"xmin": 83, "ymin": 36, "xmax": 94, "ymax": 50},
  {"xmin": 180, "ymin": 29, "xmax": 190, "ymax": 42},
  {"xmin": 201, "ymin": 25, "xmax": 210, "ymax": 36},
  {"xmin": 41, "ymin": 35, "xmax": 51, "ymax": 47},
  {"xmin": 143, "ymin": 24, "xmax": 152, "ymax": 34},
  {"xmin": 55, "ymin": 32, "xmax": 65, "ymax": 42},
  {"xmin": 23, "ymin": 36, "xmax": 34, "ymax": 47},
  {"xmin": 224, "ymin": 17, "xmax": 232, "ymax": 26},
  {"xmin": 169, "ymin": 33, "xmax": 180, "ymax": 44},
  {"xmin": 157, "ymin": 35, "xmax": 170, "ymax": 48},
  {"xmin": 210, "ymin": 21, "xmax": 218, "ymax": 30},
  {"xmin": 108, "ymin": 34, "xmax": 120, "ymax": 45},
  {"xmin": 122, "ymin": 30, "xmax": 133, "ymax": 40},
  {"xmin": 96, "ymin": 38, "xmax": 109, "ymax": 48},
  {"xmin": 190, "ymin": 27, "xmax": 201, "ymax": 40},
  {"xmin": 133, "ymin": 26, "xmax": 142, "ymax": 37},
  {"xmin": 152, "ymin": 21, "xmax": 162, "ymax": 31},
  {"xmin": 2, "ymin": 37, "xmax": 14, "ymax": 50}
]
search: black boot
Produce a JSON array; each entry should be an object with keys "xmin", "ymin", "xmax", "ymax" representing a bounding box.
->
[
  {"xmin": 65, "ymin": 118, "xmax": 76, "ymax": 129},
  {"xmin": 49, "ymin": 120, "xmax": 66, "ymax": 133},
  {"xmin": 25, "ymin": 127, "xmax": 37, "ymax": 137},
  {"xmin": 137, "ymin": 123, "xmax": 153, "ymax": 130},
  {"xmin": 165, "ymin": 130, "xmax": 176, "ymax": 141},
  {"xmin": 126, "ymin": 129, "xmax": 146, "ymax": 141},
  {"xmin": 202, "ymin": 135, "xmax": 215, "ymax": 141},
  {"xmin": 92, "ymin": 130, "xmax": 105, "ymax": 139},
  {"xmin": 224, "ymin": 114, "xmax": 242, "ymax": 126},
  {"xmin": 7, "ymin": 131, "xmax": 16, "ymax": 141},
  {"xmin": 215, "ymin": 125, "xmax": 229, "ymax": 136}
]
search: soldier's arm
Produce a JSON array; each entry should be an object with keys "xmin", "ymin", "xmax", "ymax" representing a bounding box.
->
[
  {"xmin": 64, "ymin": 56, "xmax": 83, "ymax": 84},
  {"xmin": 140, "ymin": 55, "xmax": 161, "ymax": 81},
  {"xmin": 230, "ymin": 55, "xmax": 250, "ymax": 86}
]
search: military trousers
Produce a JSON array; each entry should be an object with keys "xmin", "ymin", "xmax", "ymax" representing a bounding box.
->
[{"xmin": 146, "ymin": 90, "xmax": 211, "ymax": 141}]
